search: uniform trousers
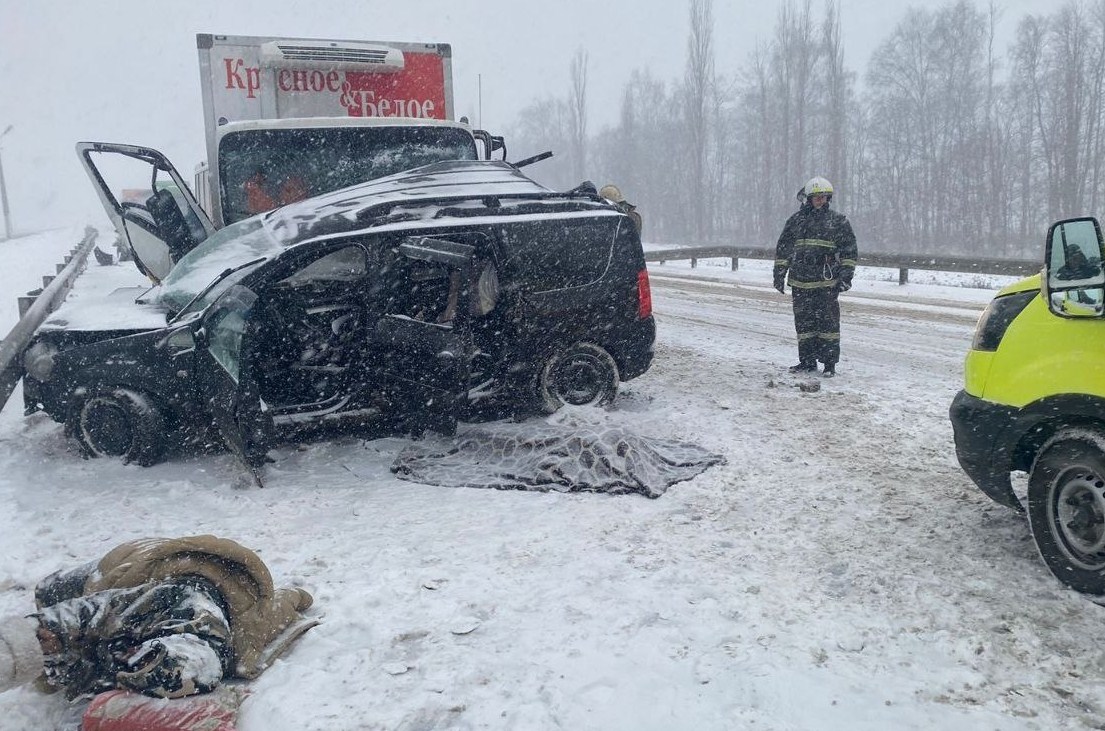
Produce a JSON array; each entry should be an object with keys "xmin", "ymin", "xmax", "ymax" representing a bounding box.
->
[{"xmin": 792, "ymin": 287, "xmax": 840, "ymax": 366}]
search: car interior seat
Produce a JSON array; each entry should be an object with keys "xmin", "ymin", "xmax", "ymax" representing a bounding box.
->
[{"xmin": 146, "ymin": 189, "xmax": 199, "ymax": 262}]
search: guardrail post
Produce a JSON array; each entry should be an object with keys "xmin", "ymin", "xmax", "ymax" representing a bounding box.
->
[
  {"xmin": 899, "ymin": 268, "xmax": 909, "ymax": 285},
  {"xmin": 731, "ymin": 257, "xmax": 738, "ymax": 271},
  {"xmin": 690, "ymin": 257, "xmax": 698, "ymax": 268},
  {"xmin": 0, "ymin": 226, "xmax": 99, "ymax": 412},
  {"xmin": 17, "ymin": 295, "xmax": 38, "ymax": 318},
  {"xmin": 41, "ymin": 275, "xmax": 54, "ymax": 289}
]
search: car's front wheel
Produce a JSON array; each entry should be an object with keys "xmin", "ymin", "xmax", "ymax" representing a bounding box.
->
[
  {"xmin": 1027, "ymin": 428, "xmax": 1105, "ymax": 595},
  {"xmin": 536, "ymin": 342, "xmax": 620, "ymax": 414},
  {"xmin": 68, "ymin": 387, "xmax": 167, "ymax": 466}
]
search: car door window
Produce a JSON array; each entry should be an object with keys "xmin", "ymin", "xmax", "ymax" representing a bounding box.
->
[
  {"xmin": 278, "ymin": 245, "xmax": 368, "ymax": 287},
  {"xmin": 501, "ymin": 217, "xmax": 617, "ymax": 292},
  {"xmin": 204, "ymin": 286, "xmax": 257, "ymax": 384}
]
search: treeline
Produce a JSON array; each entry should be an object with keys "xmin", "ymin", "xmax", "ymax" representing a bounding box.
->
[{"xmin": 507, "ymin": 0, "xmax": 1105, "ymax": 258}]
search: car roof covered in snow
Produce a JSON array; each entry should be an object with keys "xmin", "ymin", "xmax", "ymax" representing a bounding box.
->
[{"xmin": 262, "ymin": 159, "xmax": 620, "ymax": 247}]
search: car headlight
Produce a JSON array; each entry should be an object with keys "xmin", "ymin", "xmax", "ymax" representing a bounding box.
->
[
  {"xmin": 972, "ymin": 290, "xmax": 1035, "ymax": 351},
  {"xmin": 23, "ymin": 341, "xmax": 59, "ymax": 382}
]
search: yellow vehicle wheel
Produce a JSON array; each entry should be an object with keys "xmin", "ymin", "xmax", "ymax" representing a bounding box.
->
[{"xmin": 1028, "ymin": 429, "xmax": 1105, "ymax": 595}]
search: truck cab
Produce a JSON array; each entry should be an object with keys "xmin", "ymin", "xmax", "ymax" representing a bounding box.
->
[
  {"xmin": 194, "ymin": 33, "xmax": 504, "ymax": 227},
  {"xmin": 951, "ymin": 216, "xmax": 1105, "ymax": 595},
  {"xmin": 199, "ymin": 117, "xmax": 484, "ymax": 226}
]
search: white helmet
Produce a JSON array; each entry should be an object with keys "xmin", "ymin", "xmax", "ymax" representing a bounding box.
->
[
  {"xmin": 804, "ymin": 176, "xmax": 834, "ymax": 199},
  {"xmin": 599, "ymin": 184, "xmax": 626, "ymax": 204}
]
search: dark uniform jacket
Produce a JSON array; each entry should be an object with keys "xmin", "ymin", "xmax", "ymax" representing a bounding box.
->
[
  {"xmin": 32, "ymin": 536, "xmax": 315, "ymax": 700},
  {"xmin": 773, "ymin": 204, "xmax": 858, "ymax": 291}
]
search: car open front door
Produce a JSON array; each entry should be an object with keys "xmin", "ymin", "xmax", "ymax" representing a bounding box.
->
[
  {"xmin": 194, "ymin": 284, "xmax": 275, "ymax": 483},
  {"xmin": 76, "ymin": 142, "xmax": 216, "ymax": 284},
  {"xmin": 370, "ymin": 236, "xmax": 477, "ymax": 436}
]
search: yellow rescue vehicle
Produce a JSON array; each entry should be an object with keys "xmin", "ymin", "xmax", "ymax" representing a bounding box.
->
[{"xmin": 951, "ymin": 216, "xmax": 1105, "ymax": 595}]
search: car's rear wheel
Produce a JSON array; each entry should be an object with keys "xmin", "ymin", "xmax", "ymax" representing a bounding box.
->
[
  {"xmin": 68, "ymin": 387, "xmax": 167, "ymax": 466},
  {"xmin": 1027, "ymin": 429, "xmax": 1105, "ymax": 595},
  {"xmin": 536, "ymin": 342, "xmax": 620, "ymax": 414}
]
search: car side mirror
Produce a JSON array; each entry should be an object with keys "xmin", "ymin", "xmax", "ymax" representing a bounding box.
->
[
  {"xmin": 1049, "ymin": 288, "xmax": 1105, "ymax": 317},
  {"xmin": 156, "ymin": 326, "xmax": 197, "ymax": 354},
  {"xmin": 1044, "ymin": 217, "xmax": 1105, "ymax": 318}
]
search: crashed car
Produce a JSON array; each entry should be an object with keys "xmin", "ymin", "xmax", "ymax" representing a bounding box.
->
[{"xmin": 21, "ymin": 144, "xmax": 655, "ymax": 468}]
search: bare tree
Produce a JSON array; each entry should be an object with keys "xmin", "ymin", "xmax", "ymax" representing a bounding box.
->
[
  {"xmin": 983, "ymin": 0, "xmax": 1006, "ymax": 245},
  {"xmin": 1010, "ymin": 1, "xmax": 1105, "ymax": 227},
  {"xmin": 864, "ymin": 2, "xmax": 988, "ymax": 252},
  {"xmin": 1010, "ymin": 14, "xmax": 1048, "ymax": 240},
  {"xmin": 569, "ymin": 47, "xmax": 589, "ymax": 183},
  {"xmin": 772, "ymin": 0, "xmax": 817, "ymax": 189},
  {"xmin": 819, "ymin": 1, "xmax": 849, "ymax": 194},
  {"xmin": 590, "ymin": 70, "xmax": 684, "ymax": 240},
  {"xmin": 507, "ymin": 96, "xmax": 573, "ymax": 190},
  {"xmin": 685, "ymin": 0, "xmax": 715, "ymax": 243},
  {"xmin": 512, "ymin": 0, "xmax": 1105, "ymax": 258}
]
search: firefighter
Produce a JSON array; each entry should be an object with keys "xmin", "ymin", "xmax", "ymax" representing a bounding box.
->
[
  {"xmin": 773, "ymin": 177, "xmax": 858, "ymax": 377},
  {"xmin": 599, "ymin": 184, "xmax": 644, "ymax": 239}
]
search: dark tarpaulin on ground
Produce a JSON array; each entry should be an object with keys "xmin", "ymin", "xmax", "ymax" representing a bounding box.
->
[{"xmin": 391, "ymin": 421, "xmax": 724, "ymax": 498}]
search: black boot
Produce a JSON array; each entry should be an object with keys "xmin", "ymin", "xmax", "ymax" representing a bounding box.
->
[
  {"xmin": 789, "ymin": 362, "xmax": 817, "ymax": 373},
  {"xmin": 822, "ymin": 363, "xmax": 836, "ymax": 377}
]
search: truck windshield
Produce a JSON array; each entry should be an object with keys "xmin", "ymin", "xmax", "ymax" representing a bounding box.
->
[{"xmin": 219, "ymin": 126, "xmax": 479, "ymax": 224}]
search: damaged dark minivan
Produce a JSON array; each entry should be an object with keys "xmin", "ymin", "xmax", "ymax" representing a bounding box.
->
[{"xmin": 22, "ymin": 144, "xmax": 655, "ymax": 468}]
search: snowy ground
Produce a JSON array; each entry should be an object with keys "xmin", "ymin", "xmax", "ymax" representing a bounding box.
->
[{"xmin": 1, "ymin": 228, "xmax": 1104, "ymax": 731}]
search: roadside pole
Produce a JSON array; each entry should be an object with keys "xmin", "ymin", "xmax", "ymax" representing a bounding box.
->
[{"xmin": 0, "ymin": 125, "xmax": 12, "ymax": 241}]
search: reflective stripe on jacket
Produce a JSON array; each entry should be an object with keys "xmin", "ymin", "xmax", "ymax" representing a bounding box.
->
[{"xmin": 773, "ymin": 205, "xmax": 858, "ymax": 287}]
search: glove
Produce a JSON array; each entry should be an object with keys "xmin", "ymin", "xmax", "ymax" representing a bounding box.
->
[
  {"xmin": 774, "ymin": 283, "xmax": 785, "ymax": 294},
  {"xmin": 773, "ymin": 274, "xmax": 786, "ymax": 294},
  {"xmin": 836, "ymin": 278, "xmax": 852, "ymax": 293}
]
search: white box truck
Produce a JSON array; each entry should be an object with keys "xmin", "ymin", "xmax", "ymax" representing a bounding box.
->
[{"xmin": 194, "ymin": 33, "xmax": 503, "ymax": 226}]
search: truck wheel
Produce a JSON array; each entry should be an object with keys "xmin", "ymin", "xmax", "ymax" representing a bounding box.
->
[
  {"xmin": 1027, "ymin": 429, "xmax": 1105, "ymax": 595},
  {"xmin": 68, "ymin": 388, "xmax": 167, "ymax": 467},
  {"xmin": 536, "ymin": 342, "xmax": 620, "ymax": 414}
]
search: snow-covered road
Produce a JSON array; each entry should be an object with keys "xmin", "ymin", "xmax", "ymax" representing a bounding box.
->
[{"xmin": 0, "ymin": 230, "xmax": 1102, "ymax": 730}]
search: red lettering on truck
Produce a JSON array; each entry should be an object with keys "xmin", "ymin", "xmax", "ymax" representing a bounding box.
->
[
  {"xmin": 223, "ymin": 58, "xmax": 261, "ymax": 99},
  {"xmin": 338, "ymin": 53, "xmax": 446, "ymax": 119},
  {"xmin": 277, "ymin": 69, "xmax": 341, "ymax": 93},
  {"xmin": 218, "ymin": 51, "xmax": 445, "ymax": 116}
]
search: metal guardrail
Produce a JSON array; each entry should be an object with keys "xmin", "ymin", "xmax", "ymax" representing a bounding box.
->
[
  {"xmin": 645, "ymin": 245, "xmax": 1041, "ymax": 284},
  {"xmin": 0, "ymin": 226, "xmax": 98, "ymax": 411}
]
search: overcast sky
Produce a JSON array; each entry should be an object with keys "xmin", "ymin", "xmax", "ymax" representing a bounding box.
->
[{"xmin": 1, "ymin": 0, "xmax": 1055, "ymax": 233}]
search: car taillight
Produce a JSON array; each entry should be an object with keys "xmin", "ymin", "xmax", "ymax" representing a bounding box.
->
[
  {"xmin": 637, "ymin": 268, "xmax": 652, "ymax": 319},
  {"xmin": 972, "ymin": 290, "xmax": 1035, "ymax": 351}
]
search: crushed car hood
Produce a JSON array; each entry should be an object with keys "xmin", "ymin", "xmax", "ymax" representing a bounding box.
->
[{"xmin": 39, "ymin": 285, "xmax": 170, "ymax": 333}]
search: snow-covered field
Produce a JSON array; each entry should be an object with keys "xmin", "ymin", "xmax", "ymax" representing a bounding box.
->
[{"xmin": 1, "ymin": 227, "xmax": 1103, "ymax": 731}]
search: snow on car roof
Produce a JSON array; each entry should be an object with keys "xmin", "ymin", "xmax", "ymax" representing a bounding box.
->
[{"xmin": 263, "ymin": 160, "xmax": 613, "ymax": 246}]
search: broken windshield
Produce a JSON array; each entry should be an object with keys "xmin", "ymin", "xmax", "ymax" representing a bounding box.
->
[
  {"xmin": 154, "ymin": 217, "xmax": 281, "ymax": 315},
  {"xmin": 219, "ymin": 126, "xmax": 479, "ymax": 224}
]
